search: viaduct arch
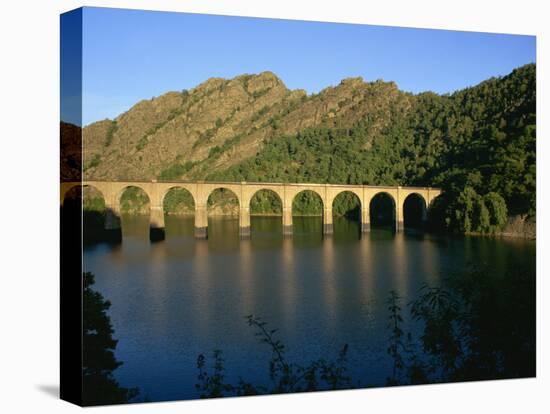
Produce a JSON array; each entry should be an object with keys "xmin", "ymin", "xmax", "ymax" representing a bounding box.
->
[{"xmin": 60, "ymin": 180, "xmax": 441, "ymax": 242}]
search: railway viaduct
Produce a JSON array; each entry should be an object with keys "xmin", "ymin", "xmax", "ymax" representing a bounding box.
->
[{"xmin": 60, "ymin": 180, "xmax": 442, "ymax": 241}]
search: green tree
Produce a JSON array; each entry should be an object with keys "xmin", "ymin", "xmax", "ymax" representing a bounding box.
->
[
  {"xmin": 483, "ymin": 192, "xmax": 508, "ymax": 232},
  {"xmin": 83, "ymin": 272, "xmax": 138, "ymax": 405}
]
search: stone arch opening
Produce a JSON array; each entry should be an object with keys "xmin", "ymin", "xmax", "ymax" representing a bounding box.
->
[
  {"xmin": 119, "ymin": 186, "xmax": 151, "ymax": 215},
  {"xmin": 207, "ymin": 188, "xmax": 240, "ymax": 216},
  {"xmin": 250, "ymin": 189, "xmax": 283, "ymax": 234},
  {"xmin": 82, "ymin": 185, "xmax": 106, "ymax": 213},
  {"xmin": 292, "ymin": 190, "xmax": 324, "ymax": 216},
  {"xmin": 207, "ymin": 188, "xmax": 240, "ymax": 241},
  {"xmin": 403, "ymin": 193, "xmax": 427, "ymax": 230},
  {"xmin": 332, "ymin": 191, "xmax": 361, "ymax": 219},
  {"xmin": 163, "ymin": 187, "xmax": 195, "ymax": 216},
  {"xmin": 292, "ymin": 190, "xmax": 324, "ymax": 235},
  {"xmin": 369, "ymin": 192, "xmax": 396, "ymax": 230},
  {"xmin": 118, "ymin": 186, "xmax": 151, "ymax": 237},
  {"xmin": 162, "ymin": 187, "xmax": 196, "ymax": 237},
  {"xmin": 250, "ymin": 189, "xmax": 283, "ymax": 216},
  {"xmin": 332, "ymin": 191, "xmax": 362, "ymax": 238}
]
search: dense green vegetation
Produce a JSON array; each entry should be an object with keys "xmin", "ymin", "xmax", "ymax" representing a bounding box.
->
[
  {"xmin": 206, "ymin": 64, "xmax": 535, "ymax": 233},
  {"xmin": 159, "ymin": 160, "xmax": 196, "ymax": 181},
  {"xmin": 385, "ymin": 263, "xmax": 535, "ymax": 385},
  {"xmin": 292, "ymin": 191, "xmax": 323, "ymax": 216},
  {"xmin": 428, "ymin": 188, "xmax": 508, "ymax": 233},
  {"xmin": 164, "ymin": 188, "xmax": 195, "ymax": 214},
  {"xmin": 104, "ymin": 121, "xmax": 118, "ymax": 147},
  {"xmin": 207, "ymin": 188, "xmax": 239, "ymax": 215},
  {"xmin": 250, "ymin": 190, "xmax": 282, "ymax": 215},
  {"xmin": 84, "ymin": 154, "xmax": 102, "ymax": 171}
]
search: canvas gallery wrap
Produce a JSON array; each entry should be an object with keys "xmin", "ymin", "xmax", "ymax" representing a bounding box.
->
[{"xmin": 60, "ymin": 6, "xmax": 536, "ymax": 406}]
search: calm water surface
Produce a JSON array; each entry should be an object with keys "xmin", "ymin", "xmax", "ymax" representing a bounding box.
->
[{"xmin": 83, "ymin": 215, "xmax": 535, "ymax": 401}]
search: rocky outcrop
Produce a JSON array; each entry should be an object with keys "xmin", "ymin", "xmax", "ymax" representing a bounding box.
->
[{"xmin": 82, "ymin": 72, "xmax": 411, "ymax": 181}]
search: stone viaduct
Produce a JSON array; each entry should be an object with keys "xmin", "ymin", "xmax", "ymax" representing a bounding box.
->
[{"xmin": 60, "ymin": 180, "xmax": 442, "ymax": 241}]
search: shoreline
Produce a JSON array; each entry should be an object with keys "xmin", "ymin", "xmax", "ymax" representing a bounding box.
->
[
  {"xmin": 85, "ymin": 210, "xmax": 536, "ymax": 240},
  {"xmin": 464, "ymin": 231, "xmax": 536, "ymax": 241}
]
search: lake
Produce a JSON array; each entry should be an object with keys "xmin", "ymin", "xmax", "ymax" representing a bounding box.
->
[{"xmin": 83, "ymin": 215, "xmax": 536, "ymax": 402}]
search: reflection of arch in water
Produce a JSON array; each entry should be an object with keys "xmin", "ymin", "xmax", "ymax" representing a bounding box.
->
[
  {"xmin": 369, "ymin": 192, "xmax": 396, "ymax": 231},
  {"xmin": 403, "ymin": 193, "xmax": 427, "ymax": 230},
  {"xmin": 117, "ymin": 186, "xmax": 165, "ymax": 242},
  {"xmin": 207, "ymin": 188, "xmax": 241, "ymax": 239},
  {"xmin": 249, "ymin": 189, "xmax": 283, "ymax": 235},
  {"xmin": 159, "ymin": 187, "xmax": 196, "ymax": 238},
  {"xmin": 292, "ymin": 190, "xmax": 324, "ymax": 235},
  {"xmin": 332, "ymin": 190, "xmax": 362, "ymax": 238}
]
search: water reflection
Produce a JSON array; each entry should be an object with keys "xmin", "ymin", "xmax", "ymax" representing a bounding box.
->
[
  {"xmin": 322, "ymin": 233, "xmax": 336, "ymax": 329},
  {"xmin": 208, "ymin": 217, "xmax": 240, "ymax": 250},
  {"xmin": 280, "ymin": 234, "xmax": 297, "ymax": 326},
  {"xmin": 393, "ymin": 233, "xmax": 409, "ymax": 298},
  {"xmin": 83, "ymin": 215, "xmax": 536, "ymax": 402},
  {"xmin": 193, "ymin": 238, "xmax": 210, "ymax": 336},
  {"xmin": 333, "ymin": 216, "xmax": 361, "ymax": 241},
  {"xmin": 238, "ymin": 237, "xmax": 254, "ymax": 315}
]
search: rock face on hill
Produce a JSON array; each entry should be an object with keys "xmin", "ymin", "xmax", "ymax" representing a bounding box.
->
[{"xmin": 81, "ymin": 71, "xmax": 410, "ymax": 181}]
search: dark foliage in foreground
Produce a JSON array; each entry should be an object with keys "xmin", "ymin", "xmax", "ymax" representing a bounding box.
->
[
  {"xmin": 385, "ymin": 264, "xmax": 535, "ymax": 385},
  {"xmin": 83, "ymin": 272, "xmax": 138, "ymax": 405},
  {"xmin": 195, "ymin": 316, "xmax": 351, "ymax": 398},
  {"xmin": 196, "ymin": 264, "xmax": 535, "ymax": 398}
]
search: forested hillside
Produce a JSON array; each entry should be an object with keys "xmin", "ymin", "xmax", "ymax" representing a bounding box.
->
[
  {"xmin": 207, "ymin": 65, "xmax": 536, "ymax": 233},
  {"xmin": 75, "ymin": 64, "xmax": 536, "ymax": 234}
]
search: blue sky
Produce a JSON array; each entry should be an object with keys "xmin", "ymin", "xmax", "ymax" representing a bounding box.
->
[{"xmin": 64, "ymin": 7, "xmax": 535, "ymax": 126}]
